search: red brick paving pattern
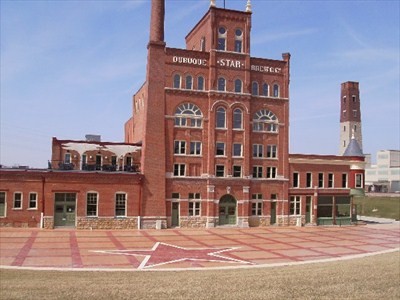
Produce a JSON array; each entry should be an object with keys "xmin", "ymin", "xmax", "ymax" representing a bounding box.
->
[{"xmin": 0, "ymin": 224, "xmax": 399, "ymax": 270}]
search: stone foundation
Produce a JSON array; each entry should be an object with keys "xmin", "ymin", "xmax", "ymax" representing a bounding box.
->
[
  {"xmin": 43, "ymin": 216, "xmax": 54, "ymax": 229},
  {"xmin": 179, "ymin": 217, "xmax": 207, "ymax": 228},
  {"xmin": 77, "ymin": 217, "xmax": 138, "ymax": 229}
]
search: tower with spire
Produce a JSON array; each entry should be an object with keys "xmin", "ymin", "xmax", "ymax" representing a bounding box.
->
[{"xmin": 339, "ymin": 81, "xmax": 363, "ymax": 156}]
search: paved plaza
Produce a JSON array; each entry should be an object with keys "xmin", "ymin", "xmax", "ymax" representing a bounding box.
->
[{"xmin": 1, "ymin": 222, "xmax": 399, "ymax": 271}]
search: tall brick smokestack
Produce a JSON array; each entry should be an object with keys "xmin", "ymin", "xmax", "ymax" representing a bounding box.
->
[{"xmin": 149, "ymin": 0, "xmax": 165, "ymax": 43}]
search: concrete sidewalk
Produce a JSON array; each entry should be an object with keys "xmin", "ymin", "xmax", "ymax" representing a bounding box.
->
[{"xmin": 1, "ymin": 224, "xmax": 399, "ymax": 271}]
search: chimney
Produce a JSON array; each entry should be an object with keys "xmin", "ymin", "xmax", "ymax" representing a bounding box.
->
[{"xmin": 149, "ymin": 0, "xmax": 165, "ymax": 44}]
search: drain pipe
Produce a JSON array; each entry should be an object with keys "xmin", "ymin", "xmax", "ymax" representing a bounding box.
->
[
  {"xmin": 40, "ymin": 175, "xmax": 46, "ymax": 229},
  {"xmin": 138, "ymin": 176, "xmax": 143, "ymax": 229}
]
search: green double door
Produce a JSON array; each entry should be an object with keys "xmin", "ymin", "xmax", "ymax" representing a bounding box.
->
[
  {"xmin": 54, "ymin": 193, "xmax": 76, "ymax": 227},
  {"xmin": 219, "ymin": 195, "xmax": 237, "ymax": 225}
]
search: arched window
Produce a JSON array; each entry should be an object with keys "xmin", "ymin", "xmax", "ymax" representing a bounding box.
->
[
  {"xmin": 175, "ymin": 103, "xmax": 203, "ymax": 128},
  {"xmin": 252, "ymin": 82, "xmax": 259, "ymax": 96},
  {"xmin": 217, "ymin": 27, "xmax": 227, "ymax": 51},
  {"xmin": 197, "ymin": 76, "xmax": 204, "ymax": 91},
  {"xmin": 253, "ymin": 109, "xmax": 278, "ymax": 133},
  {"xmin": 262, "ymin": 83, "xmax": 269, "ymax": 96},
  {"xmin": 233, "ymin": 108, "xmax": 243, "ymax": 129},
  {"xmin": 273, "ymin": 84, "xmax": 280, "ymax": 97},
  {"xmin": 234, "ymin": 28, "xmax": 243, "ymax": 53},
  {"xmin": 218, "ymin": 77, "xmax": 226, "ymax": 92},
  {"xmin": 234, "ymin": 79, "xmax": 242, "ymax": 93},
  {"xmin": 216, "ymin": 107, "xmax": 226, "ymax": 129},
  {"xmin": 185, "ymin": 75, "xmax": 193, "ymax": 90},
  {"xmin": 173, "ymin": 74, "xmax": 181, "ymax": 89}
]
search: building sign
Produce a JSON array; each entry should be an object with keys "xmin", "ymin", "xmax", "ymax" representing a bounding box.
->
[
  {"xmin": 172, "ymin": 55, "xmax": 282, "ymax": 73},
  {"xmin": 172, "ymin": 56, "xmax": 207, "ymax": 66}
]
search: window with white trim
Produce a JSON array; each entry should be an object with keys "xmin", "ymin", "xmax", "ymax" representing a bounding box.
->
[
  {"xmin": 262, "ymin": 83, "xmax": 269, "ymax": 96},
  {"xmin": 306, "ymin": 172, "xmax": 312, "ymax": 188},
  {"xmin": 216, "ymin": 165, "xmax": 225, "ymax": 177},
  {"xmin": 87, "ymin": 192, "xmax": 98, "ymax": 216},
  {"xmin": 175, "ymin": 103, "xmax": 203, "ymax": 128},
  {"xmin": 216, "ymin": 107, "xmax": 226, "ymax": 128},
  {"xmin": 115, "ymin": 193, "xmax": 126, "ymax": 217},
  {"xmin": 185, "ymin": 75, "xmax": 193, "ymax": 90},
  {"xmin": 216, "ymin": 142, "xmax": 225, "ymax": 156},
  {"xmin": 233, "ymin": 165, "xmax": 242, "ymax": 177},
  {"xmin": 188, "ymin": 193, "xmax": 201, "ymax": 216},
  {"xmin": 267, "ymin": 145, "xmax": 277, "ymax": 158},
  {"xmin": 318, "ymin": 173, "xmax": 324, "ymax": 188},
  {"xmin": 0, "ymin": 192, "xmax": 6, "ymax": 217},
  {"xmin": 217, "ymin": 27, "xmax": 226, "ymax": 51},
  {"xmin": 234, "ymin": 28, "xmax": 243, "ymax": 53},
  {"xmin": 293, "ymin": 172, "xmax": 299, "ymax": 188},
  {"xmin": 267, "ymin": 167, "xmax": 277, "ymax": 179},
  {"xmin": 233, "ymin": 108, "xmax": 243, "ymax": 129},
  {"xmin": 355, "ymin": 173, "xmax": 363, "ymax": 188},
  {"xmin": 13, "ymin": 192, "xmax": 22, "ymax": 209},
  {"xmin": 253, "ymin": 110, "xmax": 278, "ymax": 133},
  {"xmin": 217, "ymin": 77, "xmax": 226, "ymax": 92},
  {"xmin": 290, "ymin": 196, "xmax": 301, "ymax": 215},
  {"xmin": 273, "ymin": 84, "xmax": 280, "ymax": 97},
  {"xmin": 253, "ymin": 144, "xmax": 263, "ymax": 158},
  {"xmin": 28, "ymin": 193, "xmax": 37, "ymax": 209},
  {"xmin": 174, "ymin": 140, "xmax": 186, "ymax": 155},
  {"xmin": 197, "ymin": 76, "xmax": 205, "ymax": 90},
  {"xmin": 173, "ymin": 74, "xmax": 181, "ymax": 88},
  {"xmin": 174, "ymin": 164, "xmax": 186, "ymax": 177},
  {"xmin": 190, "ymin": 141, "xmax": 202, "ymax": 156},
  {"xmin": 342, "ymin": 173, "xmax": 348, "ymax": 188},
  {"xmin": 234, "ymin": 79, "xmax": 242, "ymax": 93},
  {"xmin": 253, "ymin": 166, "xmax": 263, "ymax": 178},
  {"xmin": 252, "ymin": 82, "xmax": 259, "ymax": 96},
  {"xmin": 251, "ymin": 194, "xmax": 263, "ymax": 216},
  {"xmin": 233, "ymin": 143, "xmax": 242, "ymax": 157},
  {"xmin": 64, "ymin": 153, "xmax": 71, "ymax": 164},
  {"xmin": 328, "ymin": 173, "xmax": 334, "ymax": 188}
]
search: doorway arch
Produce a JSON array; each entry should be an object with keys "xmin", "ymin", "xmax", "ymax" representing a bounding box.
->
[{"xmin": 218, "ymin": 194, "xmax": 237, "ymax": 225}]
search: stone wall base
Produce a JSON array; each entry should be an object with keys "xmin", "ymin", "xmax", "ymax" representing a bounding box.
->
[{"xmin": 77, "ymin": 217, "xmax": 138, "ymax": 230}]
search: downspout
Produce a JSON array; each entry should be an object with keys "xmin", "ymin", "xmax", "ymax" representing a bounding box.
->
[
  {"xmin": 138, "ymin": 177, "xmax": 142, "ymax": 229},
  {"xmin": 40, "ymin": 175, "xmax": 45, "ymax": 229}
]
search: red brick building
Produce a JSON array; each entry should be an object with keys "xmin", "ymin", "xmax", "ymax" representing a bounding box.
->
[{"xmin": 0, "ymin": 0, "xmax": 364, "ymax": 229}]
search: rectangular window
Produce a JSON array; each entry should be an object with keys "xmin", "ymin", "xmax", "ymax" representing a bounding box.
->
[
  {"xmin": 233, "ymin": 165, "xmax": 242, "ymax": 177},
  {"xmin": 318, "ymin": 173, "xmax": 324, "ymax": 188},
  {"xmin": 13, "ymin": 192, "xmax": 22, "ymax": 209},
  {"xmin": 271, "ymin": 194, "xmax": 277, "ymax": 200},
  {"xmin": 355, "ymin": 173, "xmax": 363, "ymax": 188},
  {"xmin": 174, "ymin": 140, "xmax": 186, "ymax": 155},
  {"xmin": 342, "ymin": 173, "xmax": 348, "ymax": 188},
  {"xmin": 353, "ymin": 110, "xmax": 357, "ymax": 117},
  {"xmin": 252, "ymin": 166, "xmax": 263, "ymax": 178},
  {"xmin": 64, "ymin": 153, "xmax": 71, "ymax": 163},
  {"xmin": 189, "ymin": 202, "xmax": 200, "ymax": 216},
  {"xmin": 293, "ymin": 173, "xmax": 299, "ymax": 188},
  {"xmin": 267, "ymin": 145, "xmax": 277, "ymax": 158},
  {"xmin": 0, "ymin": 192, "xmax": 6, "ymax": 217},
  {"xmin": 190, "ymin": 141, "xmax": 202, "ymax": 155},
  {"xmin": 328, "ymin": 173, "xmax": 334, "ymax": 188},
  {"xmin": 87, "ymin": 193, "xmax": 98, "ymax": 216},
  {"xmin": 267, "ymin": 167, "xmax": 277, "ymax": 179},
  {"xmin": 306, "ymin": 173, "xmax": 312, "ymax": 188},
  {"xmin": 28, "ymin": 193, "xmax": 37, "ymax": 209},
  {"xmin": 172, "ymin": 193, "xmax": 180, "ymax": 199},
  {"xmin": 233, "ymin": 143, "xmax": 242, "ymax": 157},
  {"xmin": 251, "ymin": 202, "xmax": 262, "ymax": 216},
  {"xmin": 216, "ymin": 142, "xmax": 225, "ymax": 156},
  {"xmin": 216, "ymin": 165, "xmax": 225, "ymax": 177},
  {"xmin": 253, "ymin": 144, "xmax": 263, "ymax": 158},
  {"xmin": 174, "ymin": 164, "xmax": 186, "ymax": 177},
  {"xmin": 115, "ymin": 193, "xmax": 126, "ymax": 217},
  {"xmin": 290, "ymin": 196, "xmax": 301, "ymax": 215}
]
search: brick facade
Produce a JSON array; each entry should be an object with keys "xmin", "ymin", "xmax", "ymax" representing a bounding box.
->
[{"xmin": 0, "ymin": 1, "xmax": 365, "ymax": 229}]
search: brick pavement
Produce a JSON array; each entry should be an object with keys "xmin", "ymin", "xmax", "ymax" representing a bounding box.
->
[{"xmin": 0, "ymin": 224, "xmax": 399, "ymax": 271}]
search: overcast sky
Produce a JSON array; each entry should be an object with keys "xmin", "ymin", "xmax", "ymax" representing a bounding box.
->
[{"xmin": 1, "ymin": 0, "xmax": 399, "ymax": 168}]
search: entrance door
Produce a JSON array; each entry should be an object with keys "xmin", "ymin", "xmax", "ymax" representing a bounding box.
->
[
  {"xmin": 54, "ymin": 193, "xmax": 76, "ymax": 227},
  {"xmin": 219, "ymin": 195, "xmax": 237, "ymax": 225},
  {"xmin": 171, "ymin": 202, "xmax": 180, "ymax": 227},
  {"xmin": 270, "ymin": 202, "xmax": 276, "ymax": 224},
  {"xmin": 305, "ymin": 196, "xmax": 312, "ymax": 223}
]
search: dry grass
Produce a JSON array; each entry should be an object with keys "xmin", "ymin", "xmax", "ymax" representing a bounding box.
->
[
  {"xmin": 1, "ymin": 252, "xmax": 399, "ymax": 300},
  {"xmin": 354, "ymin": 196, "xmax": 400, "ymax": 220}
]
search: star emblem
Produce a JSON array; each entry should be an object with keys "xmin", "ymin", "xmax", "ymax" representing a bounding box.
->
[{"xmin": 93, "ymin": 242, "xmax": 252, "ymax": 269}]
